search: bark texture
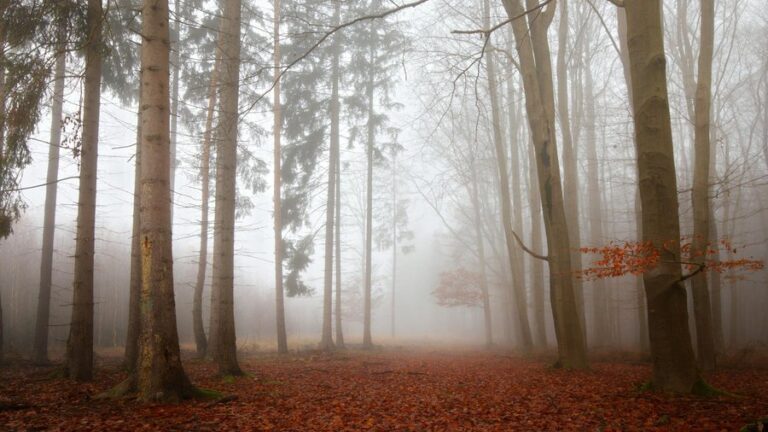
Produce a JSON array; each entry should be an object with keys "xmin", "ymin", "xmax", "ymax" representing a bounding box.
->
[{"xmin": 624, "ymin": 0, "xmax": 700, "ymax": 392}]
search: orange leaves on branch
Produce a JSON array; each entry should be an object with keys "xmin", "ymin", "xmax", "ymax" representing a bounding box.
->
[
  {"xmin": 578, "ymin": 237, "xmax": 764, "ymax": 280},
  {"xmin": 432, "ymin": 267, "xmax": 484, "ymax": 308}
]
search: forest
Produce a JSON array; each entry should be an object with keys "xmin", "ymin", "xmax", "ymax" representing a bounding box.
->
[{"xmin": 0, "ymin": 0, "xmax": 767, "ymax": 430}]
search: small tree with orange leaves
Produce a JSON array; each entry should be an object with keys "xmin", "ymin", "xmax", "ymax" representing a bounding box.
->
[{"xmin": 432, "ymin": 268, "xmax": 484, "ymax": 308}]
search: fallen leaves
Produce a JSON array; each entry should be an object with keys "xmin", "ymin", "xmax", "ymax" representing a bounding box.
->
[{"xmin": 0, "ymin": 350, "xmax": 766, "ymax": 431}]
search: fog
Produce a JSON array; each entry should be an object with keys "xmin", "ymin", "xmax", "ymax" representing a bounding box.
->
[{"xmin": 1, "ymin": 0, "xmax": 767, "ymax": 364}]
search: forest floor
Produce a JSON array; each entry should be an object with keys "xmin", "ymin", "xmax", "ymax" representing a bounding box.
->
[{"xmin": 1, "ymin": 347, "xmax": 767, "ymax": 431}]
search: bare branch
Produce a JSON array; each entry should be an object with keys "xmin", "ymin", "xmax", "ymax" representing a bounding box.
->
[
  {"xmin": 605, "ymin": 0, "xmax": 625, "ymax": 7},
  {"xmin": 511, "ymin": 230, "xmax": 550, "ymax": 262},
  {"xmin": 451, "ymin": 0, "xmax": 554, "ymax": 37}
]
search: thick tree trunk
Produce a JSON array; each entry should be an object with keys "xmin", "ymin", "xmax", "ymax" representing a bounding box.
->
[
  {"xmin": 194, "ymin": 53, "xmax": 220, "ymax": 359},
  {"xmin": 211, "ymin": 0, "xmax": 243, "ymax": 376},
  {"xmin": 623, "ymin": 0, "xmax": 700, "ymax": 392},
  {"xmin": 484, "ymin": 0, "xmax": 532, "ymax": 352},
  {"xmin": 134, "ymin": 0, "xmax": 194, "ymax": 400},
  {"xmin": 362, "ymin": 46, "xmax": 375, "ymax": 349},
  {"xmin": 690, "ymin": 0, "xmax": 716, "ymax": 372},
  {"xmin": 66, "ymin": 0, "xmax": 103, "ymax": 381},
  {"xmin": 319, "ymin": 0, "xmax": 341, "ymax": 351},
  {"xmin": 33, "ymin": 50, "xmax": 66, "ymax": 365},
  {"xmin": 273, "ymin": 0, "xmax": 288, "ymax": 355},
  {"xmin": 125, "ymin": 111, "xmax": 141, "ymax": 372},
  {"xmin": 502, "ymin": 0, "xmax": 586, "ymax": 368},
  {"xmin": 169, "ymin": 0, "xmax": 180, "ymax": 217}
]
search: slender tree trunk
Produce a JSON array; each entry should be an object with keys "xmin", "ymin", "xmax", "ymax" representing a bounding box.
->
[
  {"xmin": 0, "ymin": 22, "xmax": 4, "ymax": 364},
  {"xmin": 623, "ymin": 0, "xmax": 700, "ymax": 392},
  {"xmin": 66, "ymin": 0, "xmax": 103, "ymax": 381},
  {"xmin": 470, "ymin": 163, "xmax": 493, "ymax": 348},
  {"xmin": 502, "ymin": 0, "xmax": 586, "ymax": 368},
  {"xmin": 273, "ymin": 0, "xmax": 288, "ymax": 355},
  {"xmin": 690, "ymin": 0, "xmax": 716, "ymax": 372},
  {"xmin": 125, "ymin": 110, "xmax": 141, "ymax": 372},
  {"xmin": 556, "ymin": 0, "xmax": 587, "ymax": 345},
  {"xmin": 708, "ymin": 204, "xmax": 723, "ymax": 352},
  {"xmin": 211, "ymin": 0, "xmax": 243, "ymax": 376},
  {"xmin": 334, "ymin": 117, "xmax": 344, "ymax": 348},
  {"xmin": 485, "ymin": 0, "xmax": 532, "ymax": 352},
  {"xmin": 583, "ymin": 56, "xmax": 609, "ymax": 347},
  {"xmin": 134, "ymin": 0, "xmax": 194, "ymax": 400},
  {"xmin": 528, "ymin": 142, "xmax": 547, "ymax": 348},
  {"xmin": 390, "ymin": 151, "xmax": 397, "ymax": 338},
  {"xmin": 33, "ymin": 50, "xmax": 66, "ymax": 365},
  {"xmin": 194, "ymin": 53, "xmax": 220, "ymax": 359},
  {"xmin": 362, "ymin": 36, "xmax": 375, "ymax": 349},
  {"xmin": 319, "ymin": 0, "xmax": 341, "ymax": 352}
]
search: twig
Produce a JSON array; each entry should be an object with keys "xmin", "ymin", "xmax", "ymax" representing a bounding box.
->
[{"xmin": 451, "ymin": 0, "xmax": 554, "ymax": 37}]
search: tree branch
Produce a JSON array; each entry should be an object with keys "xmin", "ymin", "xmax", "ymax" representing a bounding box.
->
[
  {"xmin": 605, "ymin": 0, "xmax": 625, "ymax": 7},
  {"xmin": 451, "ymin": 0, "xmax": 554, "ymax": 37},
  {"xmin": 511, "ymin": 229, "xmax": 550, "ymax": 262}
]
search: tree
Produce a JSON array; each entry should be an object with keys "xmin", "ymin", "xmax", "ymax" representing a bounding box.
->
[
  {"xmin": 432, "ymin": 268, "xmax": 485, "ymax": 308},
  {"xmin": 500, "ymin": 0, "xmax": 587, "ymax": 368},
  {"xmin": 689, "ymin": 0, "xmax": 716, "ymax": 371},
  {"xmin": 621, "ymin": 0, "xmax": 700, "ymax": 392},
  {"xmin": 66, "ymin": 0, "xmax": 103, "ymax": 381},
  {"xmin": 273, "ymin": 0, "xmax": 288, "ymax": 355},
  {"xmin": 32, "ymin": 24, "xmax": 66, "ymax": 365}
]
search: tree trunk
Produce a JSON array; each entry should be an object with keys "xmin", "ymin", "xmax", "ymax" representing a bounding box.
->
[
  {"xmin": 169, "ymin": 0, "xmax": 181, "ymax": 219},
  {"xmin": 689, "ymin": 0, "xmax": 716, "ymax": 372},
  {"xmin": 484, "ymin": 0, "xmax": 532, "ymax": 352},
  {"xmin": 319, "ymin": 0, "xmax": 341, "ymax": 352},
  {"xmin": 125, "ymin": 110, "xmax": 141, "ymax": 372},
  {"xmin": 362, "ymin": 44, "xmax": 375, "ymax": 349},
  {"xmin": 390, "ymin": 150, "xmax": 397, "ymax": 339},
  {"xmin": 583, "ymin": 56, "xmax": 609, "ymax": 346},
  {"xmin": 134, "ymin": 0, "xmax": 194, "ymax": 400},
  {"xmin": 334, "ymin": 112, "xmax": 344, "ymax": 348},
  {"xmin": 194, "ymin": 52, "xmax": 220, "ymax": 359},
  {"xmin": 211, "ymin": 0, "xmax": 243, "ymax": 376},
  {"xmin": 502, "ymin": 0, "xmax": 586, "ymax": 368},
  {"xmin": 555, "ymin": 0, "xmax": 587, "ymax": 345},
  {"xmin": 623, "ymin": 0, "xmax": 700, "ymax": 392},
  {"xmin": 470, "ymin": 163, "xmax": 493, "ymax": 348},
  {"xmin": 33, "ymin": 50, "xmax": 66, "ymax": 365},
  {"xmin": 528, "ymin": 142, "xmax": 547, "ymax": 348},
  {"xmin": 66, "ymin": 0, "xmax": 103, "ymax": 381},
  {"xmin": 273, "ymin": 0, "xmax": 288, "ymax": 355}
]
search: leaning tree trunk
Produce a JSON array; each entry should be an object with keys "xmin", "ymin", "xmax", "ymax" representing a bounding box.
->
[
  {"xmin": 33, "ymin": 49, "xmax": 65, "ymax": 365},
  {"xmin": 319, "ymin": 0, "xmax": 341, "ymax": 351},
  {"xmin": 502, "ymin": 0, "xmax": 587, "ymax": 368},
  {"xmin": 273, "ymin": 0, "xmax": 288, "ymax": 355},
  {"xmin": 134, "ymin": 0, "xmax": 195, "ymax": 401},
  {"xmin": 484, "ymin": 0, "xmax": 532, "ymax": 351},
  {"xmin": 194, "ymin": 52, "xmax": 220, "ymax": 359},
  {"xmin": 66, "ymin": 0, "xmax": 103, "ymax": 381},
  {"xmin": 623, "ymin": 0, "xmax": 700, "ymax": 393},
  {"xmin": 211, "ymin": 0, "xmax": 243, "ymax": 376},
  {"xmin": 689, "ymin": 0, "xmax": 716, "ymax": 372}
]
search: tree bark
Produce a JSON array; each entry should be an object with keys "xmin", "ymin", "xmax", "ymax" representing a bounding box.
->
[
  {"xmin": 273, "ymin": 0, "xmax": 288, "ymax": 355},
  {"xmin": 211, "ymin": 0, "xmax": 244, "ymax": 376},
  {"xmin": 66, "ymin": 0, "xmax": 103, "ymax": 381},
  {"xmin": 33, "ymin": 50, "xmax": 66, "ymax": 365},
  {"xmin": 194, "ymin": 52, "xmax": 220, "ymax": 359},
  {"xmin": 334, "ymin": 111, "xmax": 344, "ymax": 348},
  {"xmin": 502, "ymin": 0, "xmax": 586, "ymax": 368},
  {"xmin": 470, "ymin": 163, "xmax": 493, "ymax": 348},
  {"xmin": 690, "ymin": 0, "xmax": 716, "ymax": 372},
  {"xmin": 528, "ymin": 142, "xmax": 547, "ymax": 348},
  {"xmin": 134, "ymin": 0, "xmax": 195, "ymax": 400},
  {"xmin": 623, "ymin": 0, "xmax": 701, "ymax": 392}
]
